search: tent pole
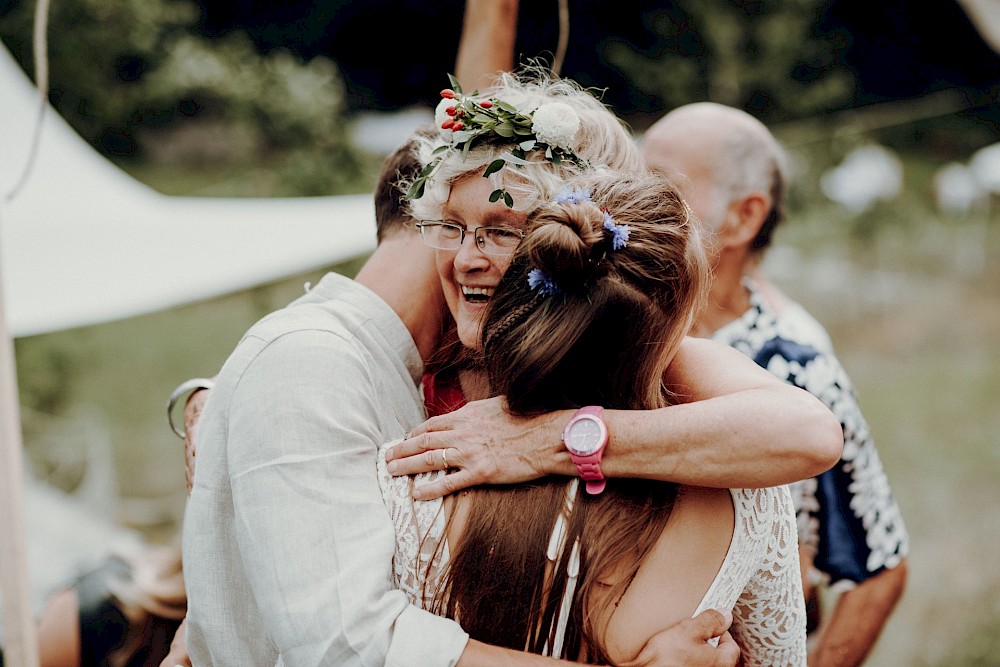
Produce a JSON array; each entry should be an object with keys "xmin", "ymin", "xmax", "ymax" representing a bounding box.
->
[
  {"xmin": 0, "ymin": 0, "xmax": 47, "ymax": 659},
  {"xmin": 0, "ymin": 247, "xmax": 39, "ymax": 666}
]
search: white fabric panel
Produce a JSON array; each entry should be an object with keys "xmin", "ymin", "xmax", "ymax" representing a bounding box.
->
[{"xmin": 0, "ymin": 44, "xmax": 377, "ymax": 337}]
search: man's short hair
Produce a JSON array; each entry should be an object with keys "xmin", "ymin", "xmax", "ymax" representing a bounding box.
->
[
  {"xmin": 716, "ymin": 121, "xmax": 788, "ymax": 254},
  {"xmin": 374, "ymin": 125, "xmax": 437, "ymax": 242}
]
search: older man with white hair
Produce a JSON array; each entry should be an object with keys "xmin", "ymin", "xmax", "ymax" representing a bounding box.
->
[{"xmin": 641, "ymin": 103, "xmax": 909, "ymax": 667}]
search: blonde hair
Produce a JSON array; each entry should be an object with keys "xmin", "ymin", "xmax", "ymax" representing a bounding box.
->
[{"xmin": 408, "ymin": 66, "xmax": 643, "ymax": 221}]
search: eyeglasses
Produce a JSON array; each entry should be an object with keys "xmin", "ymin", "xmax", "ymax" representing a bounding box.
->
[{"xmin": 415, "ymin": 220, "xmax": 525, "ymax": 256}]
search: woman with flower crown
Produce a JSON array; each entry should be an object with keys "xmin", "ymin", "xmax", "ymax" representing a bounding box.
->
[{"xmin": 375, "ymin": 69, "xmax": 808, "ymax": 665}]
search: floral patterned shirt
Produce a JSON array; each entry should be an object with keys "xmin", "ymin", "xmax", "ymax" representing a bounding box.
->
[{"xmin": 711, "ymin": 279, "xmax": 909, "ymax": 588}]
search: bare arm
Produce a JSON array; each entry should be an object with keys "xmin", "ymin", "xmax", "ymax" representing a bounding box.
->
[
  {"xmin": 459, "ymin": 609, "xmax": 739, "ymax": 667},
  {"xmin": 606, "ymin": 337, "xmax": 843, "ymax": 487},
  {"xmin": 37, "ymin": 588, "xmax": 81, "ymax": 667},
  {"xmin": 808, "ymin": 560, "xmax": 908, "ymax": 667},
  {"xmin": 455, "ymin": 0, "xmax": 519, "ymax": 92},
  {"xmin": 387, "ymin": 337, "xmax": 842, "ymax": 498}
]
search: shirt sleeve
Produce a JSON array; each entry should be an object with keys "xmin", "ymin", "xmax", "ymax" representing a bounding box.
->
[
  {"xmin": 227, "ymin": 329, "xmax": 468, "ymax": 667},
  {"xmin": 789, "ymin": 350, "xmax": 910, "ymax": 584},
  {"xmin": 732, "ymin": 486, "xmax": 807, "ymax": 667}
]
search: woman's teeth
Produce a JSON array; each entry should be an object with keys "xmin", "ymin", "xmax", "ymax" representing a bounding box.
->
[{"xmin": 462, "ymin": 285, "xmax": 493, "ymax": 302}]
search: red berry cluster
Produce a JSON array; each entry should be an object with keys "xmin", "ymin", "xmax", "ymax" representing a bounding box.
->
[
  {"xmin": 439, "ymin": 89, "xmax": 492, "ymax": 132},
  {"xmin": 440, "ymin": 89, "xmax": 464, "ymax": 131}
]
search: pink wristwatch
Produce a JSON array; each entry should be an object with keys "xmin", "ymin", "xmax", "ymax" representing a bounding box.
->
[{"xmin": 562, "ymin": 406, "xmax": 609, "ymax": 495}]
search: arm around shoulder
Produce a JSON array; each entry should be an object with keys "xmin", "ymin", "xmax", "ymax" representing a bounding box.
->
[
  {"xmin": 392, "ymin": 337, "xmax": 842, "ymax": 494},
  {"xmin": 672, "ymin": 337, "xmax": 841, "ymax": 470},
  {"xmin": 604, "ymin": 337, "xmax": 842, "ymax": 488}
]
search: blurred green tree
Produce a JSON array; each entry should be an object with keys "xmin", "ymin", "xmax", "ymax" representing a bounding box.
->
[
  {"xmin": 604, "ymin": 0, "xmax": 855, "ymax": 123},
  {"xmin": 0, "ymin": 0, "xmax": 370, "ymax": 195}
]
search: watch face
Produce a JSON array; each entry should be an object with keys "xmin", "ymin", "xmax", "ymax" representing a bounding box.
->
[{"xmin": 566, "ymin": 416, "xmax": 605, "ymax": 456}]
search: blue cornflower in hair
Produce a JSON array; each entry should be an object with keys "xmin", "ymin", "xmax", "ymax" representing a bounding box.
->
[
  {"xmin": 528, "ymin": 268, "xmax": 560, "ymax": 297},
  {"xmin": 603, "ymin": 211, "xmax": 630, "ymax": 250},
  {"xmin": 554, "ymin": 186, "xmax": 592, "ymax": 205}
]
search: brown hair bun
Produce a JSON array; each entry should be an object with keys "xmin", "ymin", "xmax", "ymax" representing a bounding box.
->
[{"xmin": 522, "ymin": 200, "xmax": 605, "ymax": 291}]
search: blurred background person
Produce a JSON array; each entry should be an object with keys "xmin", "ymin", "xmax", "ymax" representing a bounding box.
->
[
  {"xmin": 641, "ymin": 103, "xmax": 909, "ymax": 666},
  {"xmin": 33, "ymin": 544, "xmax": 185, "ymax": 667}
]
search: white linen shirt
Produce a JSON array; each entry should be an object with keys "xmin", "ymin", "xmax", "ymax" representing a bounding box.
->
[{"xmin": 183, "ymin": 272, "xmax": 469, "ymax": 667}]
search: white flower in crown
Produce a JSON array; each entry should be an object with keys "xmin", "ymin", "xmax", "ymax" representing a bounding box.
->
[{"xmin": 531, "ymin": 102, "xmax": 581, "ymax": 150}]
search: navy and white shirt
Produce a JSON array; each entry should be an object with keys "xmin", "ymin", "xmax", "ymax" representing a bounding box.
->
[{"xmin": 712, "ymin": 280, "xmax": 909, "ymax": 589}]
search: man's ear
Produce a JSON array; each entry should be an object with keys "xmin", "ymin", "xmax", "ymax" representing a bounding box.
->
[{"xmin": 719, "ymin": 192, "xmax": 769, "ymax": 249}]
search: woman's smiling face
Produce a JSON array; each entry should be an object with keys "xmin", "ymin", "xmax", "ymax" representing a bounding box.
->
[{"xmin": 435, "ymin": 174, "xmax": 529, "ymax": 350}]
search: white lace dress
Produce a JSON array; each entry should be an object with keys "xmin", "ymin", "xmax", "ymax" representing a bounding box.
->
[{"xmin": 376, "ymin": 440, "xmax": 807, "ymax": 666}]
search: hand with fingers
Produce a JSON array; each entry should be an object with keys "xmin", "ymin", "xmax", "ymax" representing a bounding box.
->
[
  {"xmin": 168, "ymin": 376, "xmax": 214, "ymax": 493},
  {"xmin": 621, "ymin": 609, "xmax": 741, "ymax": 667},
  {"xmin": 384, "ymin": 396, "xmax": 575, "ymax": 500},
  {"xmin": 183, "ymin": 388, "xmax": 210, "ymax": 493}
]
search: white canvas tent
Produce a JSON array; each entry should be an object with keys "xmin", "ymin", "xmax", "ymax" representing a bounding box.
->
[{"xmin": 0, "ymin": 43, "xmax": 379, "ymax": 338}]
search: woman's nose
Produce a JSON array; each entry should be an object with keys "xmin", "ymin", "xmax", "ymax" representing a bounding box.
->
[{"xmin": 453, "ymin": 231, "xmax": 491, "ymax": 271}]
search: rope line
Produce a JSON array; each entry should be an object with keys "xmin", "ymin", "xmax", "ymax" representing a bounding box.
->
[{"xmin": 5, "ymin": 0, "xmax": 52, "ymax": 203}]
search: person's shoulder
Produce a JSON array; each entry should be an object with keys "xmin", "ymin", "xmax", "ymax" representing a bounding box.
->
[
  {"xmin": 241, "ymin": 273, "xmax": 379, "ymax": 345},
  {"xmin": 720, "ymin": 487, "xmax": 798, "ymax": 582},
  {"xmin": 208, "ymin": 282, "xmax": 375, "ymax": 391},
  {"xmin": 750, "ymin": 275, "xmax": 835, "ymax": 353},
  {"xmin": 674, "ymin": 335, "xmax": 746, "ymax": 359},
  {"xmin": 776, "ymin": 301, "xmax": 835, "ymax": 355}
]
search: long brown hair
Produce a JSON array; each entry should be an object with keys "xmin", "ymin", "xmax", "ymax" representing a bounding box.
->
[{"xmin": 430, "ymin": 172, "xmax": 709, "ymax": 662}]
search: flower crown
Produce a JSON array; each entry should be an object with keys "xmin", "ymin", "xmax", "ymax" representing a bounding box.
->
[{"xmin": 406, "ymin": 75, "xmax": 589, "ymax": 207}]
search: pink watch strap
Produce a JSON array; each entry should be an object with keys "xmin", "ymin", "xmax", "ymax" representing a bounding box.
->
[
  {"xmin": 577, "ymin": 459, "xmax": 607, "ymax": 495},
  {"xmin": 567, "ymin": 406, "xmax": 607, "ymax": 495}
]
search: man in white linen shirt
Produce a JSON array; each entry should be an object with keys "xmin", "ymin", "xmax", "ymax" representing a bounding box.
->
[
  {"xmin": 180, "ymin": 135, "xmax": 744, "ymax": 667},
  {"xmin": 181, "ymin": 137, "xmax": 469, "ymax": 666}
]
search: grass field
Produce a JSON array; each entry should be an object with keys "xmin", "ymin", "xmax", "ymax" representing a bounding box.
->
[
  {"xmin": 12, "ymin": 157, "xmax": 1000, "ymax": 665},
  {"xmin": 766, "ymin": 208, "xmax": 1000, "ymax": 665}
]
